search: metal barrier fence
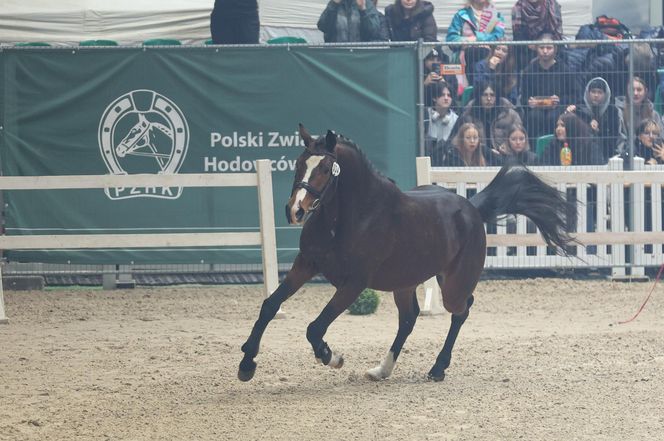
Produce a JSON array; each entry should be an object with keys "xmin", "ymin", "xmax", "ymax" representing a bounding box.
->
[{"xmin": 3, "ymin": 39, "xmax": 664, "ymax": 282}]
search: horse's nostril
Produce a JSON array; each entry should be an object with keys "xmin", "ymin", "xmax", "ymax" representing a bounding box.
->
[{"xmin": 295, "ymin": 207, "xmax": 305, "ymax": 222}]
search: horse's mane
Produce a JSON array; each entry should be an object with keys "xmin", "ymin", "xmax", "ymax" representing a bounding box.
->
[{"xmin": 337, "ymin": 135, "xmax": 396, "ymax": 185}]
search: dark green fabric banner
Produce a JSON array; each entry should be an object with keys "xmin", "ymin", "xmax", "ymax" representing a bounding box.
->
[{"xmin": 0, "ymin": 46, "xmax": 417, "ymax": 264}]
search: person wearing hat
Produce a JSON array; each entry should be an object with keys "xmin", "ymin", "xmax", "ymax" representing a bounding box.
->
[
  {"xmin": 423, "ymin": 46, "xmax": 459, "ymax": 99},
  {"xmin": 565, "ymin": 77, "xmax": 626, "ymax": 162}
]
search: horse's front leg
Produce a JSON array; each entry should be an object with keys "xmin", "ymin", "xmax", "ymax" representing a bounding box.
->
[
  {"xmin": 238, "ymin": 254, "xmax": 317, "ymax": 382},
  {"xmin": 306, "ymin": 281, "xmax": 366, "ymax": 370}
]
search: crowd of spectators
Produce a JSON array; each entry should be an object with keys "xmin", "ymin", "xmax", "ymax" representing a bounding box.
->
[{"xmin": 210, "ymin": 0, "xmax": 664, "ymax": 168}]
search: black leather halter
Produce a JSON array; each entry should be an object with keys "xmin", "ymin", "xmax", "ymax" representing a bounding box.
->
[{"xmin": 294, "ymin": 151, "xmax": 340, "ymax": 212}]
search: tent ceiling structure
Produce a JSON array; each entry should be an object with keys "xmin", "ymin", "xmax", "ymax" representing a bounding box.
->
[{"xmin": 0, "ymin": 0, "xmax": 604, "ymax": 46}]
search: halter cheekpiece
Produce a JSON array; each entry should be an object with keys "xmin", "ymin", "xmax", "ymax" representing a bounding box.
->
[{"xmin": 295, "ymin": 150, "xmax": 340, "ymax": 212}]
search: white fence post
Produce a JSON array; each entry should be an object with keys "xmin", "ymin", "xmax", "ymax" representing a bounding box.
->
[
  {"xmin": 631, "ymin": 157, "xmax": 646, "ymax": 278},
  {"xmin": 256, "ymin": 159, "xmax": 283, "ymax": 318},
  {"xmin": 416, "ymin": 157, "xmax": 445, "ymax": 315},
  {"xmin": 608, "ymin": 158, "xmax": 626, "ymax": 278}
]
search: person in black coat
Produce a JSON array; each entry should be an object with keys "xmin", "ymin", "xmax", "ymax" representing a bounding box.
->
[
  {"xmin": 520, "ymin": 33, "xmax": 580, "ymax": 140},
  {"xmin": 210, "ymin": 0, "xmax": 259, "ymax": 44}
]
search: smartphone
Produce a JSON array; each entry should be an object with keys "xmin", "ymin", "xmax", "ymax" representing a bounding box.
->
[{"xmin": 431, "ymin": 63, "xmax": 440, "ymax": 74}]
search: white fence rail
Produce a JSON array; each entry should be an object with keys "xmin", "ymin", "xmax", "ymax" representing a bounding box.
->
[
  {"xmin": 416, "ymin": 156, "xmax": 664, "ymax": 314},
  {"xmin": 0, "ymin": 160, "xmax": 279, "ymax": 324}
]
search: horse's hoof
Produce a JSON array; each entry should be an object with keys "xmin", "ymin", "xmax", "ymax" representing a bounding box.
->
[
  {"xmin": 329, "ymin": 353, "xmax": 344, "ymax": 369},
  {"xmin": 238, "ymin": 359, "xmax": 257, "ymax": 382},
  {"xmin": 427, "ymin": 370, "xmax": 445, "ymax": 382},
  {"xmin": 238, "ymin": 368, "xmax": 256, "ymax": 382},
  {"xmin": 365, "ymin": 367, "xmax": 386, "ymax": 381}
]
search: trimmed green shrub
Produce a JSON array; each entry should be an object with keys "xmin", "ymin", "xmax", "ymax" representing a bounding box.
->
[{"xmin": 347, "ymin": 289, "xmax": 380, "ymax": 315}]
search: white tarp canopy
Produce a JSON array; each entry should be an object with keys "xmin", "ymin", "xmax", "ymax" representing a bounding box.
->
[{"xmin": 0, "ymin": 0, "xmax": 593, "ymax": 45}]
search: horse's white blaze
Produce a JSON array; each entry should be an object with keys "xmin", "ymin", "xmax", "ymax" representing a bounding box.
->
[
  {"xmin": 291, "ymin": 155, "xmax": 324, "ymax": 224},
  {"xmin": 365, "ymin": 350, "xmax": 396, "ymax": 380}
]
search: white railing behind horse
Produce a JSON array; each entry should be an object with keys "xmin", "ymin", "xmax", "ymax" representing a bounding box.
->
[
  {"xmin": 416, "ymin": 156, "xmax": 664, "ymax": 315},
  {"xmin": 0, "ymin": 159, "xmax": 279, "ymax": 324}
]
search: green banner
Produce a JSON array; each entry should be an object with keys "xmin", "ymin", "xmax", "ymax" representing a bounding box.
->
[{"xmin": 0, "ymin": 46, "xmax": 417, "ymax": 264}]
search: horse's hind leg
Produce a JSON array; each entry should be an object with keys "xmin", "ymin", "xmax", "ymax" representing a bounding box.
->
[
  {"xmin": 428, "ymin": 292, "xmax": 474, "ymax": 381},
  {"xmin": 366, "ymin": 288, "xmax": 419, "ymax": 380},
  {"xmin": 427, "ymin": 258, "xmax": 482, "ymax": 382},
  {"xmin": 238, "ymin": 254, "xmax": 317, "ymax": 382},
  {"xmin": 306, "ymin": 282, "xmax": 366, "ymax": 369}
]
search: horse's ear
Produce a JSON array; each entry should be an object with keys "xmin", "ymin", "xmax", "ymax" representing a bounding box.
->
[
  {"xmin": 298, "ymin": 123, "xmax": 313, "ymax": 148},
  {"xmin": 325, "ymin": 130, "xmax": 337, "ymax": 152}
]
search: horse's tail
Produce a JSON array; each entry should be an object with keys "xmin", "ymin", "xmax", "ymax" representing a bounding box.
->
[{"xmin": 469, "ymin": 162, "xmax": 577, "ymax": 254}]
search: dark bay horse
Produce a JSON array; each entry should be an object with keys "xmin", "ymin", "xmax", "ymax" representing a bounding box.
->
[{"xmin": 238, "ymin": 124, "xmax": 576, "ymax": 382}]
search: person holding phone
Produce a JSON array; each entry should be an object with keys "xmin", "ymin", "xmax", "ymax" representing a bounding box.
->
[{"xmin": 629, "ymin": 119, "xmax": 664, "ymax": 165}]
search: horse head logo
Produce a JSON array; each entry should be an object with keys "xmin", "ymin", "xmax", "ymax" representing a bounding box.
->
[{"xmin": 98, "ymin": 90, "xmax": 189, "ymax": 200}]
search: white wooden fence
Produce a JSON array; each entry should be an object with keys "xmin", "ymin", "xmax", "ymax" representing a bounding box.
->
[
  {"xmin": 0, "ymin": 159, "xmax": 279, "ymax": 324},
  {"xmin": 416, "ymin": 156, "xmax": 664, "ymax": 315}
]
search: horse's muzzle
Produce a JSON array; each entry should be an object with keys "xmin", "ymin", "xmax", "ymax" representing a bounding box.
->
[{"xmin": 285, "ymin": 203, "xmax": 305, "ymax": 225}]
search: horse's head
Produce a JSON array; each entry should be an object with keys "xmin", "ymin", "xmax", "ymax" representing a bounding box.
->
[{"xmin": 286, "ymin": 124, "xmax": 341, "ymax": 225}]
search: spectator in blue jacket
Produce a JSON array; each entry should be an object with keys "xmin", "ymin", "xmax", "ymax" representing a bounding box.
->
[
  {"xmin": 446, "ymin": 0, "xmax": 506, "ymax": 85},
  {"xmin": 317, "ymin": 0, "xmax": 385, "ymax": 42}
]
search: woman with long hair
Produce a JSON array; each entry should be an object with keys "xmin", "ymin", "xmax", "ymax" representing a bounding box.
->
[
  {"xmin": 472, "ymin": 42, "xmax": 519, "ymax": 104},
  {"xmin": 499, "ymin": 124, "xmax": 538, "ymax": 165},
  {"xmin": 455, "ymin": 80, "xmax": 522, "ymax": 154},
  {"xmin": 543, "ymin": 112, "xmax": 603, "ymax": 165},
  {"xmin": 444, "ymin": 122, "xmax": 495, "ymax": 166},
  {"xmin": 615, "ymin": 76, "xmax": 664, "ymax": 137}
]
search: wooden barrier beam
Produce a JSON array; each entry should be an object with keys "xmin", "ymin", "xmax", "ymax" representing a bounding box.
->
[
  {"xmin": 0, "ymin": 172, "xmax": 257, "ymax": 190},
  {"xmin": 0, "ymin": 232, "xmax": 261, "ymax": 249}
]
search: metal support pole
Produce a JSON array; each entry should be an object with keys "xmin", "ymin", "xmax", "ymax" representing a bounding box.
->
[
  {"xmin": 416, "ymin": 38, "xmax": 425, "ymax": 157},
  {"xmin": 627, "ymin": 43, "xmax": 635, "ymax": 274}
]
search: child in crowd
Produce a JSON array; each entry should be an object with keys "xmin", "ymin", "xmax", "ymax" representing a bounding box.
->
[{"xmin": 425, "ymin": 82, "xmax": 459, "ymax": 165}]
